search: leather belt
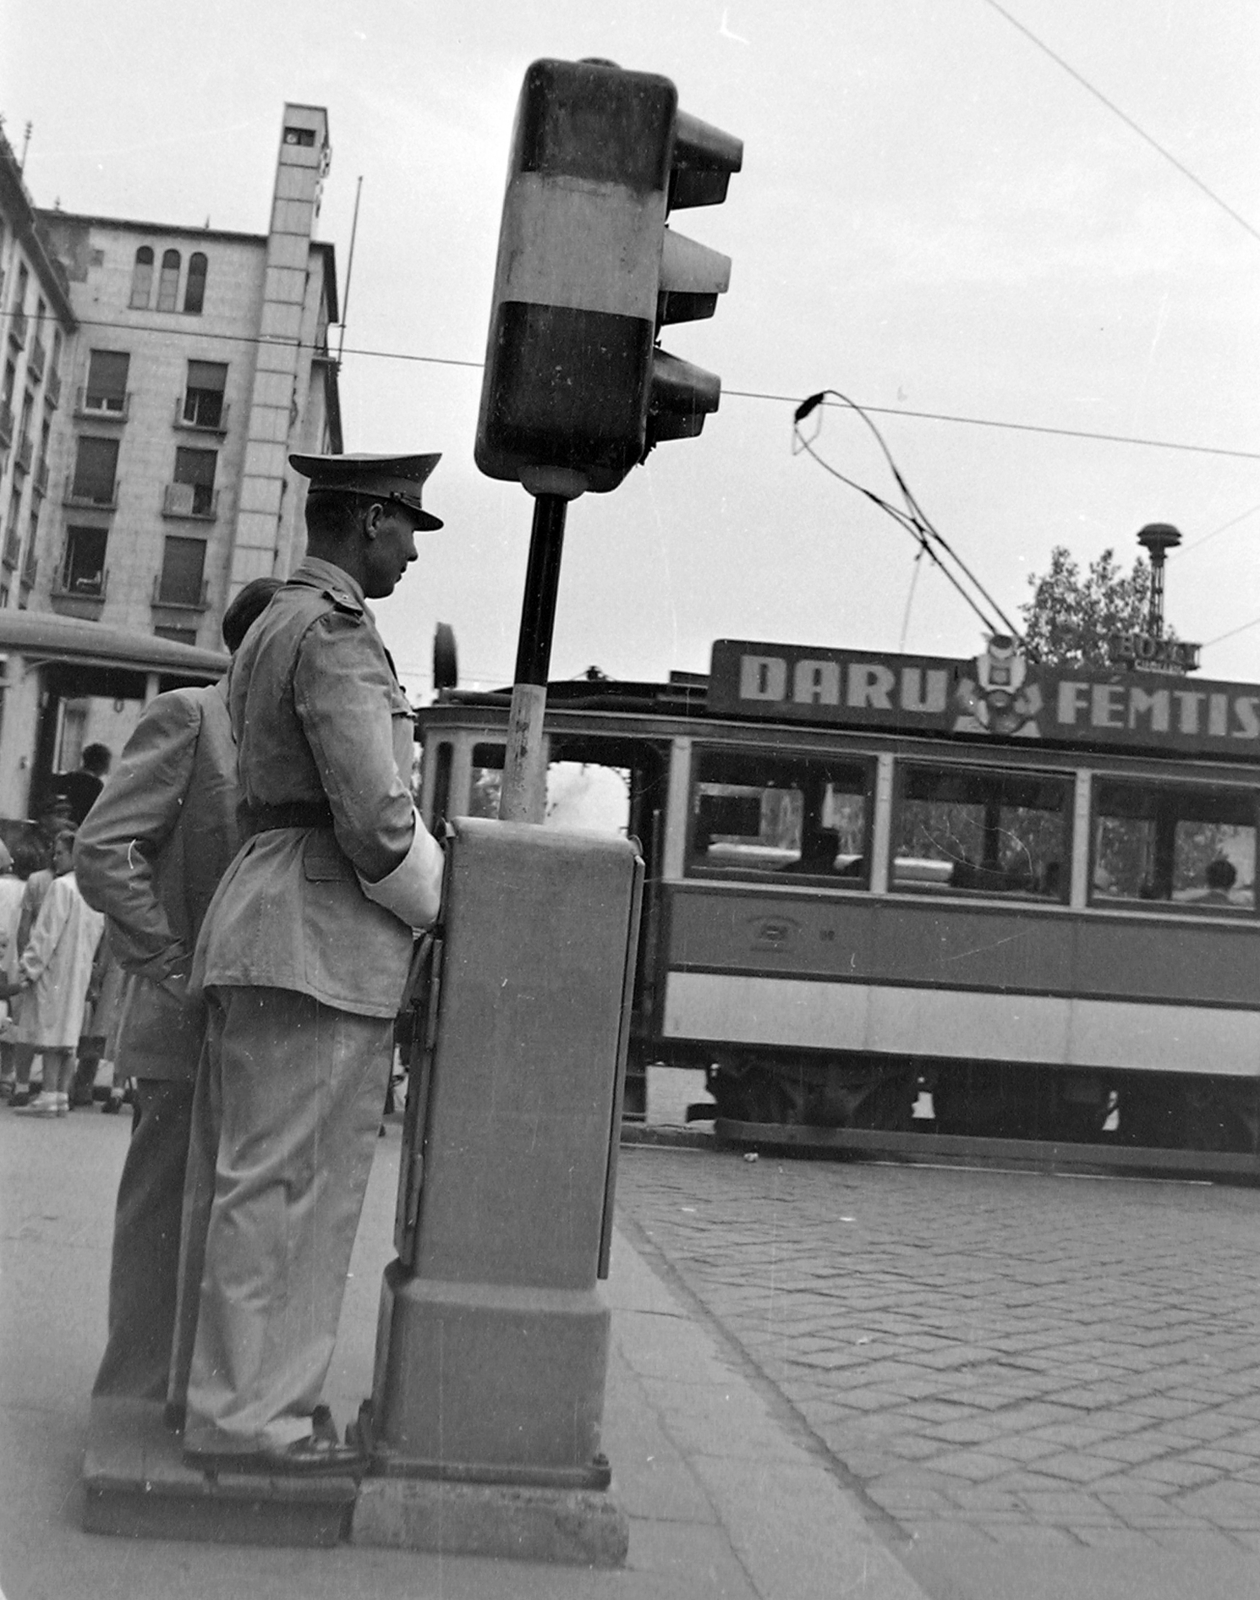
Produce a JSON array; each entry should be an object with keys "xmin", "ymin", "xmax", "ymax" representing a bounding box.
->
[{"xmin": 241, "ymin": 800, "xmax": 336, "ymax": 837}]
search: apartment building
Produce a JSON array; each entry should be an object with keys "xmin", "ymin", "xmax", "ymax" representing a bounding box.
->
[
  {"xmin": 0, "ymin": 121, "xmax": 76, "ymax": 613},
  {"xmin": 34, "ymin": 101, "xmax": 342, "ymax": 652},
  {"xmin": 0, "ymin": 104, "xmax": 342, "ymax": 809}
]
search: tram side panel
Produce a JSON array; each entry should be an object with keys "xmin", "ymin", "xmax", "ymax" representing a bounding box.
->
[{"xmin": 656, "ymin": 884, "xmax": 1260, "ymax": 1151}]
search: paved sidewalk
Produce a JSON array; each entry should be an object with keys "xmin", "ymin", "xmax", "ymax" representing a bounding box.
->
[{"xmin": 0, "ymin": 1105, "xmax": 926, "ymax": 1600}]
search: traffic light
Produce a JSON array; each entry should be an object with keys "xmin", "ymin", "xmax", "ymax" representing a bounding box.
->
[{"xmin": 475, "ymin": 59, "xmax": 741, "ymax": 497}]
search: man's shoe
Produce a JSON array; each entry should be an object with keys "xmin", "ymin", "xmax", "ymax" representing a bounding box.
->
[
  {"xmin": 163, "ymin": 1402, "xmax": 186, "ymax": 1435},
  {"xmin": 13, "ymin": 1092, "xmax": 60, "ymax": 1118},
  {"xmin": 184, "ymin": 1434, "xmax": 363, "ymax": 1476},
  {"xmin": 101, "ymin": 1093, "xmax": 123, "ymax": 1114},
  {"xmin": 310, "ymin": 1404, "xmax": 338, "ymax": 1444},
  {"xmin": 9, "ymin": 1089, "xmax": 30, "ymax": 1108}
]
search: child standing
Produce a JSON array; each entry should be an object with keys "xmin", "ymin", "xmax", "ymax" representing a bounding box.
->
[{"xmin": 9, "ymin": 828, "xmax": 105, "ymax": 1118}]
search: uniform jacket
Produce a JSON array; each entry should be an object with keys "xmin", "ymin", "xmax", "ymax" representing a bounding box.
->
[
  {"xmin": 75, "ymin": 681, "xmax": 239, "ymax": 1081},
  {"xmin": 16, "ymin": 871, "xmax": 104, "ymax": 1049},
  {"xmin": 194, "ymin": 558, "xmax": 443, "ymax": 1019}
]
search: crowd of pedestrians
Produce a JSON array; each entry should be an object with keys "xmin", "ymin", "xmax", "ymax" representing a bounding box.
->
[{"xmin": 0, "ymin": 804, "xmax": 109, "ymax": 1114}]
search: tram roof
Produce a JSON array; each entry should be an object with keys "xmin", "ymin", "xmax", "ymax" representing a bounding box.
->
[{"xmin": 0, "ymin": 613, "xmax": 227, "ymax": 679}]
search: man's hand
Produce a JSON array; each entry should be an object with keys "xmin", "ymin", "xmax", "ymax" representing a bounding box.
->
[{"xmin": 157, "ymin": 968, "xmax": 192, "ymax": 1005}]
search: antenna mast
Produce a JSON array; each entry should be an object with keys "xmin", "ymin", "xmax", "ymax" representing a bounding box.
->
[{"xmin": 336, "ymin": 176, "xmax": 363, "ymax": 366}]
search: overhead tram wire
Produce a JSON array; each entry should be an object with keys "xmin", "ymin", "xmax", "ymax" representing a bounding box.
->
[
  {"xmin": 13, "ymin": 304, "xmax": 1255, "ymax": 461},
  {"xmin": 982, "ymin": 0, "xmax": 1260, "ymax": 248},
  {"xmin": 793, "ymin": 389, "xmax": 1024, "ymax": 642}
]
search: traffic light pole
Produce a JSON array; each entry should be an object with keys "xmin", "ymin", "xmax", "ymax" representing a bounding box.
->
[{"xmin": 498, "ymin": 491, "xmax": 568, "ymax": 824}]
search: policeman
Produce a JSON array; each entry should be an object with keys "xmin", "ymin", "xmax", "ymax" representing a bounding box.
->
[{"xmin": 180, "ymin": 453, "xmax": 445, "ymax": 1474}]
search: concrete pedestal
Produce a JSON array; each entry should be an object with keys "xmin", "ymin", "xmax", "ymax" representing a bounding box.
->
[
  {"xmin": 352, "ymin": 1476, "xmax": 629, "ymax": 1565},
  {"xmin": 81, "ymin": 1398, "xmax": 357, "ymax": 1548},
  {"xmin": 371, "ymin": 1265, "xmax": 611, "ymax": 1485}
]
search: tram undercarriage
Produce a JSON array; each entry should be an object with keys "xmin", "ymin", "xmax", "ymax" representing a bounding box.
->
[{"xmin": 684, "ymin": 1049, "xmax": 1260, "ymax": 1163}]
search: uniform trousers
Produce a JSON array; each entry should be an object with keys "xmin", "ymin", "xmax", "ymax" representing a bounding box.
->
[
  {"xmin": 92, "ymin": 1077, "xmax": 196, "ymax": 1400},
  {"xmin": 180, "ymin": 985, "xmax": 393, "ymax": 1456}
]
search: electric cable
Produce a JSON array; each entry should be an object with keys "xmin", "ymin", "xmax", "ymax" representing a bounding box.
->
[
  {"xmin": 981, "ymin": 0, "xmax": 1260, "ymax": 246},
  {"xmin": 5, "ymin": 307, "xmax": 1254, "ymax": 462},
  {"xmin": 1178, "ymin": 503, "xmax": 1260, "ymax": 558},
  {"xmin": 793, "ymin": 389, "xmax": 1024, "ymax": 641}
]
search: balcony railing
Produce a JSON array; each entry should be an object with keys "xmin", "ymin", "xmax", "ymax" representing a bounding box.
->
[
  {"xmin": 33, "ymin": 458, "xmax": 49, "ymax": 497},
  {"xmin": 75, "ymin": 387, "xmax": 130, "ymax": 421},
  {"xmin": 0, "ymin": 400, "xmax": 12, "ymax": 446},
  {"xmin": 45, "ymin": 370, "xmax": 61, "ymax": 409},
  {"xmin": 21, "ymin": 541, "xmax": 38, "ymax": 588},
  {"xmin": 8, "ymin": 308, "xmax": 27, "ymax": 350},
  {"xmin": 14, "ymin": 435, "xmax": 33, "ymax": 474},
  {"xmin": 175, "ymin": 394, "xmax": 229, "ymax": 433},
  {"xmin": 162, "ymin": 482, "xmax": 218, "ymax": 519},
  {"xmin": 28, "ymin": 335, "xmax": 45, "ymax": 382},
  {"xmin": 3, "ymin": 528, "xmax": 21, "ymax": 570},
  {"xmin": 64, "ymin": 481, "xmax": 119, "ymax": 511},
  {"xmin": 152, "ymin": 573, "xmax": 209, "ymax": 609}
]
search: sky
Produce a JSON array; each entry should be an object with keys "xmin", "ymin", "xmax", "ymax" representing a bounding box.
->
[{"xmin": 5, "ymin": 0, "xmax": 1259, "ymax": 697}]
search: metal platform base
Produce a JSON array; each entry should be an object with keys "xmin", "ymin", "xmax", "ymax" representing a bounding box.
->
[
  {"xmin": 81, "ymin": 1398, "xmax": 357, "ymax": 1548},
  {"xmin": 714, "ymin": 1119, "xmax": 1260, "ymax": 1183},
  {"xmin": 352, "ymin": 1474, "xmax": 629, "ymax": 1565}
]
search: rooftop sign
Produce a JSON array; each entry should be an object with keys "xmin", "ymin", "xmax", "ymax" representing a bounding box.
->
[{"xmin": 708, "ymin": 639, "xmax": 1260, "ymax": 760}]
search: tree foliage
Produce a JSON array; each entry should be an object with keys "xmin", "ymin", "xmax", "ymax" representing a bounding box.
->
[{"xmin": 1020, "ymin": 546, "xmax": 1158, "ymax": 669}]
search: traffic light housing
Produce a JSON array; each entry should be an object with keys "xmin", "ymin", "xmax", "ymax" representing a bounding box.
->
[{"xmin": 475, "ymin": 59, "xmax": 741, "ymax": 497}]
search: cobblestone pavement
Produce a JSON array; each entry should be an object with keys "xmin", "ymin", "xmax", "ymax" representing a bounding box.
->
[{"xmin": 614, "ymin": 1143, "xmax": 1260, "ymax": 1554}]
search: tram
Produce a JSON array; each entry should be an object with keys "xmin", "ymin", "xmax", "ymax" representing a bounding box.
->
[
  {"xmin": 0, "ymin": 611, "xmax": 225, "ymax": 822},
  {"xmin": 416, "ymin": 635, "xmax": 1260, "ymax": 1178}
]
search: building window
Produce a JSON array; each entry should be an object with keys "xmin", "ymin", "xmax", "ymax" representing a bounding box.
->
[
  {"xmin": 3, "ymin": 497, "xmax": 21, "ymax": 567},
  {"xmin": 61, "ymin": 526, "xmax": 108, "ymax": 596},
  {"xmin": 157, "ymin": 535, "xmax": 207, "ymax": 606},
  {"xmin": 157, "ymin": 249, "xmax": 181, "ymax": 313},
  {"xmin": 35, "ymin": 418, "xmax": 51, "ymax": 490},
  {"xmin": 23, "ymin": 504, "xmax": 40, "ymax": 583},
  {"xmin": 84, "ymin": 349, "xmax": 130, "ymax": 413},
  {"xmin": 0, "ymin": 362, "xmax": 13, "ymax": 445},
  {"xmin": 130, "ymin": 247, "xmax": 154, "ymax": 309},
  {"xmin": 13, "ymin": 262, "xmax": 28, "ymax": 312},
  {"xmin": 184, "ymin": 252, "xmax": 208, "ymax": 315},
  {"xmin": 284, "ymin": 127, "xmax": 316, "ymax": 146},
  {"xmin": 182, "ymin": 359, "xmax": 227, "ymax": 428},
  {"xmin": 171, "ymin": 446, "xmax": 217, "ymax": 515},
  {"xmin": 154, "ymin": 624, "xmax": 199, "ymax": 647},
  {"xmin": 15, "ymin": 391, "xmax": 34, "ymax": 468},
  {"xmin": 71, "ymin": 436, "xmax": 120, "ymax": 505}
]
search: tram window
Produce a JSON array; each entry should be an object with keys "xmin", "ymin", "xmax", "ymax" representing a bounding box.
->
[
  {"xmin": 466, "ymin": 742, "xmax": 632, "ymax": 833},
  {"xmin": 688, "ymin": 750, "xmax": 871, "ymax": 882},
  {"xmin": 469, "ymin": 742, "xmax": 505, "ymax": 819},
  {"xmin": 893, "ymin": 764, "xmax": 1069, "ymax": 898},
  {"xmin": 428, "ymin": 741, "xmax": 453, "ymax": 828},
  {"xmin": 1092, "ymin": 781, "xmax": 1256, "ymax": 911}
]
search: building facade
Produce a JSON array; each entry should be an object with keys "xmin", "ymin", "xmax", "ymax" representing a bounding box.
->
[
  {"xmin": 0, "ymin": 103, "xmax": 341, "ymax": 815},
  {"xmin": 34, "ymin": 101, "xmax": 342, "ymax": 650},
  {"xmin": 0, "ymin": 120, "xmax": 77, "ymax": 616}
]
